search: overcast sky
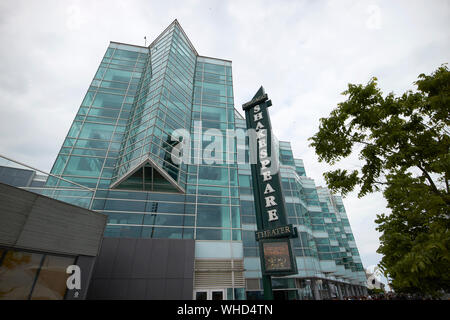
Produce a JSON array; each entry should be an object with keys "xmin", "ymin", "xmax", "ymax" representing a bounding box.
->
[{"xmin": 0, "ymin": 0, "xmax": 449, "ymax": 276}]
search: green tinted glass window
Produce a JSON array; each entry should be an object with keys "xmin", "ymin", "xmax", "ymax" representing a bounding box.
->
[
  {"xmin": 203, "ymin": 63, "xmax": 225, "ymax": 75},
  {"xmin": 103, "ymin": 69, "xmax": 133, "ymax": 82},
  {"xmin": 196, "ymin": 229, "xmax": 231, "ymax": 241},
  {"xmin": 79, "ymin": 122, "xmax": 114, "ymax": 140},
  {"xmin": 92, "ymin": 93, "xmax": 125, "ymax": 109},
  {"xmin": 198, "ymin": 166, "xmax": 228, "ymax": 185},
  {"xmin": 63, "ymin": 156, "xmax": 103, "ymax": 177},
  {"xmin": 113, "ymin": 49, "xmax": 139, "ymax": 60},
  {"xmin": 197, "ymin": 204, "xmax": 230, "ymax": 228}
]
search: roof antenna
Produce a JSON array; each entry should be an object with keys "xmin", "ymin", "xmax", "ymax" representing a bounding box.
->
[{"xmin": 144, "ymin": 36, "xmax": 147, "ymax": 47}]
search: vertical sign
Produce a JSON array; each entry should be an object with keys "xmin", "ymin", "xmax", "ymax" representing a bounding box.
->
[{"xmin": 242, "ymin": 87, "xmax": 298, "ymax": 283}]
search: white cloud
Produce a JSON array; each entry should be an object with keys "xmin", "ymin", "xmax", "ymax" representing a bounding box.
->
[
  {"xmin": 366, "ymin": 4, "xmax": 382, "ymax": 30},
  {"xmin": 66, "ymin": 5, "xmax": 85, "ymax": 31}
]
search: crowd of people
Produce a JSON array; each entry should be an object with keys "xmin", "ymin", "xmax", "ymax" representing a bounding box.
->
[{"xmin": 339, "ymin": 292, "xmax": 443, "ymax": 300}]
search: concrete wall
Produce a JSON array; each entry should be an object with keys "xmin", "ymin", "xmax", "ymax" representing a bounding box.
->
[{"xmin": 87, "ymin": 237, "xmax": 195, "ymax": 300}]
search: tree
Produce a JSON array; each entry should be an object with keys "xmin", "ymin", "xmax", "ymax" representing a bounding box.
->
[
  {"xmin": 309, "ymin": 65, "xmax": 450, "ymax": 297},
  {"xmin": 367, "ymin": 288, "xmax": 385, "ymax": 295}
]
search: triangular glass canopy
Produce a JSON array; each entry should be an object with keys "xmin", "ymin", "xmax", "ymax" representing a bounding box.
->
[{"xmin": 111, "ymin": 157, "xmax": 183, "ymax": 193}]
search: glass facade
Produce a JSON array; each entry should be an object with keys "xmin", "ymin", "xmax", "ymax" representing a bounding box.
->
[{"xmin": 40, "ymin": 20, "xmax": 366, "ymax": 299}]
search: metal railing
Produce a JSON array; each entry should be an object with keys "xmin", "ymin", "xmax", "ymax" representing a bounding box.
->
[{"xmin": 0, "ymin": 153, "xmax": 95, "ymax": 210}]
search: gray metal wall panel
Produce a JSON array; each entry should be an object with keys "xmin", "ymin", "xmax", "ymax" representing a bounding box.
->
[
  {"xmin": 145, "ymin": 278, "xmax": 165, "ymax": 300},
  {"xmin": 108, "ymin": 279, "xmax": 129, "ymax": 300},
  {"xmin": 131, "ymin": 239, "xmax": 153, "ymax": 278},
  {"xmin": 149, "ymin": 239, "xmax": 169, "ymax": 278},
  {"xmin": 165, "ymin": 278, "xmax": 182, "ymax": 299},
  {"xmin": 0, "ymin": 183, "xmax": 107, "ymax": 257},
  {"xmin": 182, "ymin": 278, "xmax": 194, "ymax": 299},
  {"xmin": 112, "ymin": 238, "xmax": 136, "ymax": 278},
  {"xmin": 128, "ymin": 279, "xmax": 147, "ymax": 300},
  {"xmin": 87, "ymin": 279, "xmax": 111, "ymax": 300},
  {"xmin": 93, "ymin": 237, "xmax": 119, "ymax": 278},
  {"xmin": 167, "ymin": 240, "xmax": 185, "ymax": 278},
  {"xmin": 16, "ymin": 196, "xmax": 106, "ymax": 257},
  {"xmin": 184, "ymin": 240, "xmax": 195, "ymax": 279},
  {"xmin": 88, "ymin": 237, "xmax": 195, "ymax": 300},
  {"xmin": 0, "ymin": 184, "xmax": 37, "ymax": 245}
]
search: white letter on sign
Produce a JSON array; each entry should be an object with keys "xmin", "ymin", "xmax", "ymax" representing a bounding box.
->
[
  {"xmin": 262, "ymin": 170, "xmax": 272, "ymax": 181},
  {"xmin": 265, "ymin": 196, "xmax": 277, "ymax": 207},
  {"xmin": 264, "ymin": 183, "xmax": 275, "ymax": 194},
  {"xmin": 267, "ymin": 209, "xmax": 279, "ymax": 221},
  {"xmin": 254, "ymin": 112, "xmax": 263, "ymax": 121}
]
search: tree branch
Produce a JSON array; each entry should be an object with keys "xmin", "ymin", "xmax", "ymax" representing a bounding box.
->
[
  {"xmin": 374, "ymin": 180, "xmax": 390, "ymax": 186},
  {"xmin": 445, "ymin": 173, "xmax": 449, "ymax": 194},
  {"xmin": 417, "ymin": 164, "xmax": 440, "ymax": 194}
]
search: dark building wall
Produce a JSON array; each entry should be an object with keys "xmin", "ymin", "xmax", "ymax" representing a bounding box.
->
[{"xmin": 87, "ymin": 237, "xmax": 195, "ymax": 300}]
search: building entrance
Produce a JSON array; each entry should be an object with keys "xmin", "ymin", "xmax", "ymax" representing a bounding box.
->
[{"xmin": 194, "ymin": 289, "xmax": 227, "ymax": 300}]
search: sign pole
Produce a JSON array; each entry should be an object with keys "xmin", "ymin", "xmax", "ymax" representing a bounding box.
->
[
  {"xmin": 242, "ymin": 86, "xmax": 298, "ymax": 300},
  {"xmin": 262, "ymin": 275, "xmax": 274, "ymax": 300},
  {"xmin": 243, "ymin": 88, "xmax": 274, "ymax": 300}
]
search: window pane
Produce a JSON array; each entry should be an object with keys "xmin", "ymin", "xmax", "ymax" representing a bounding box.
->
[
  {"xmin": 195, "ymin": 291, "xmax": 207, "ymax": 300},
  {"xmin": 104, "ymin": 199, "xmax": 146, "ymax": 212},
  {"xmin": 141, "ymin": 227, "xmax": 184, "ymax": 239},
  {"xmin": 197, "ymin": 185, "xmax": 229, "ymax": 197},
  {"xmin": 198, "ymin": 166, "xmax": 228, "ymax": 186},
  {"xmin": 211, "ymin": 291, "xmax": 223, "ymax": 300},
  {"xmin": 88, "ymin": 107, "xmax": 120, "ymax": 118},
  {"xmin": 63, "ymin": 155, "xmax": 103, "ymax": 177},
  {"xmin": 201, "ymin": 106, "xmax": 226, "ymax": 122},
  {"xmin": 30, "ymin": 255, "xmax": 75, "ymax": 300},
  {"xmin": 92, "ymin": 92, "xmax": 125, "ymax": 109},
  {"xmin": 154, "ymin": 214, "xmax": 187, "ymax": 226},
  {"xmin": 113, "ymin": 49, "xmax": 139, "ymax": 60},
  {"xmin": 79, "ymin": 122, "xmax": 115, "ymax": 140},
  {"xmin": 196, "ymin": 229, "xmax": 230, "ymax": 240},
  {"xmin": 231, "ymin": 207, "xmax": 240, "ymax": 228},
  {"xmin": 103, "ymin": 69, "xmax": 133, "ymax": 82},
  {"xmin": 197, "ymin": 205, "xmax": 230, "ymax": 228},
  {"xmin": 107, "ymin": 213, "xmax": 144, "ymax": 224},
  {"xmin": 0, "ymin": 250, "xmax": 43, "ymax": 300}
]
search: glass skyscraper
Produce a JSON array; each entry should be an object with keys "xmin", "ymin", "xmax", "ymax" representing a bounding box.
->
[{"xmin": 42, "ymin": 20, "xmax": 367, "ymax": 300}]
